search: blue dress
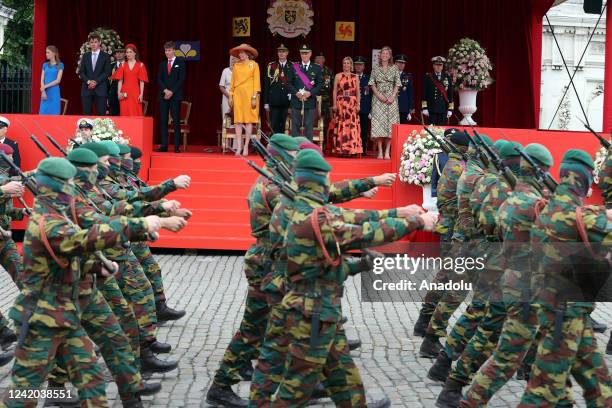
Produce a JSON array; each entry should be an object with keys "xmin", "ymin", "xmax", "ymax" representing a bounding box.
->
[{"xmin": 39, "ymin": 62, "xmax": 64, "ymax": 115}]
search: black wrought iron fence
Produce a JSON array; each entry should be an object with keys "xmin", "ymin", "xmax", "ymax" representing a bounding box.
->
[{"xmin": 0, "ymin": 62, "xmax": 31, "ymax": 113}]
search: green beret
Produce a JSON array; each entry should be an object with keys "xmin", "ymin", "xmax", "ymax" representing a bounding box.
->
[
  {"xmin": 493, "ymin": 139, "xmax": 508, "ymax": 151},
  {"xmin": 37, "ymin": 157, "xmax": 77, "ymax": 180},
  {"xmin": 117, "ymin": 144, "xmax": 131, "ymax": 155},
  {"xmin": 293, "ymin": 136, "xmax": 311, "ymax": 147},
  {"xmin": 269, "ymin": 134, "xmax": 299, "ymax": 151},
  {"xmin": 524, "ymin": 143, "xmax": 553, "ymax": 167},
  {"xmin": 81, "ymin": 142, "xmax": 110, "ymax": 158},
  {"xmin": 499, "ymin": 141, "xmax": 522, "ymax": 159},
  {"xmin": 295, "ymin": 149, "xmax": 332, "ymax": 172},
  {"xmin": 99, "ymin": 141, "xmax": 120, "ymax": 156},
  {"xmin": 562, "ymin": 149, "xmax": 594, "ymax": 170},
  {"xmin": 67, "ymin": 148, "xmax": 99, "ymax": 166}
]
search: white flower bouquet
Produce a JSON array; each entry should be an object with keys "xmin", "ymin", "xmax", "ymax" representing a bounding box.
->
[
  {"xmin": 76, "ymin": 28, "xmax": 124, "ymax": 75},
  {"xmin": 447, "ymin": 38, "xmax": 493, "ymax": 91},
  {"xmin": 399, "ymin": 127, "xmax": 444, "ymax": 186},
  {"xmin": 68, "ymin": 118, "xmax": 130, "ymax": 151}
]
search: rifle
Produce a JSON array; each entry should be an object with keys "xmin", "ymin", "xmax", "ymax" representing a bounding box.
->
[
  {"xmin": 250, "ymin": 135, "xmax": 293, "ymax": 182},
  {"xmin": 30, "ymin": 135, "xmax": 51, "ymax": 158},
  {"xmin": 45, "ymin": 133, "xmax": 68, "ymax": 156},
  {"xmin": 257, "ymin": 128, "xmax": 270, "ymax": 144},
  {"xmin": 514, "ymin": 147, "xmax": 558, "ymax": 192},
  {"xmin": 463, "ymin": 130, "xmax": 490, "ymax": 169},
  {"xmin": 577, "ymin": 118, "xmax": 611, "ymax": 149},
  {"xmin": 246, "ymin": 160, "xmax": 296, "ymax": 200},
  {"xmin": 0, "ymin": 151, "xmax": 34, "ymax": 215},
  {"xmin": 420, "ymin": 125, "xmax": 468, "ymax": 161},
  {"xmin": 473, "ymin": 131, "xmax": 517, "ymax": 189}
]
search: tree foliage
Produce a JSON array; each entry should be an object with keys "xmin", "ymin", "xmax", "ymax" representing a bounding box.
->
[{"xmin": 0, "ymin": 0, "xmax": 34, "ymax": 67}]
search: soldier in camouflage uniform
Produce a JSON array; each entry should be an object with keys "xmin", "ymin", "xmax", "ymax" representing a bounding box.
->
[
  {"xmin": 1, "ymin": 157, "xmax": 161, "ymax": 407},
  {"xmin": 599, "ymin": 144, "xmax": 612, "ymax": 354},
  {"xmin": 414, "ymin": 130, "xmax": 469, "ymax": 337},
  {"xmin": 270, "ymin": 149, "xmax": 436, "ymax": 407},
  {"xmin": 517, "ymin": 149, "xmax": 612, "ymax": 407}
]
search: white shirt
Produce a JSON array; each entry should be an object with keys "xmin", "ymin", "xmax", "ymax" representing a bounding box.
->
[
  {"xmin": 302, "ymin": 62, "xmax": 310, "ymax": 71},
  {"xmin": 91, "ymin": 50, "xmax": 100, "ymax": 68},
  {"xmin": 219, "ymin": 67, "xmax": 232, "ymax": 116},
  {"xmin": 168, "ymin": 57, "xmax": 176, "ymax": 67}
]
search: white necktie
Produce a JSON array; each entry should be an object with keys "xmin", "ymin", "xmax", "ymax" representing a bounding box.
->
[{"xmin": 92, "ymin": 53, "xmax": 98, "ymax": 70}]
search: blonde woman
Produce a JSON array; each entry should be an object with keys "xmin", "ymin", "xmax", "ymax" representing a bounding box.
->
[
  {"xmin": 368, "ymin": 46, "xmax": 400, "ymax": 159},
  {"xmin": 332, "ymin": 57, "xmax": 362, "ymax": 156},
  {"xmin": 39, "ymin": 45, "xmax": 64, "ymax": 115}
]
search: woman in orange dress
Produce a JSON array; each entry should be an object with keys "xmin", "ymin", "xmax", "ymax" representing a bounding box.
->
[
  {"xmin": 229, "ymin": 43, "xmax": 260, "ymax": 156},
  {"xmin": 332, "ymin": 57, "xmax": 362, "ymax": 156},
  {"xmin": 114, "ymin": 43, "xmax": 149, "ymax": 116}
]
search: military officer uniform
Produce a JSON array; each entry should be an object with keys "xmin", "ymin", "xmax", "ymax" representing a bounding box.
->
[
  {"xmin": 394, "ymin": 54, "xmax": 414, "ymax": 124},
  {"xmin": 354, "ymin": 56, "xmax": 371, "ymax": 153},
  {"xmin": 109, "ymin": 48, "xmax": 125, "ymax": 116},
  {"xmin": 263, "ymin": 44, "xmax": 292, "ymax": 134},
  {"xmin": 422, "ymin": 56, "xmax": 454, "ymax": 126},
  {"xmin": 287, "ymin": 45, "xmax": 323, "ymax": 140},
  {"xmin": 315, "ymin": 52, "xmax": 333, "ymax": 138}
]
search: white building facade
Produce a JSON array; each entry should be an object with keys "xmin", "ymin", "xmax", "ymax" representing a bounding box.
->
[{"xmin": 0, "ymin": 3, "xmax": 15, "ymax": 55}]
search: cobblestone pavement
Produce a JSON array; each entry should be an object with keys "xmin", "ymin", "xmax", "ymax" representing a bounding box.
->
[{"xmin": 0, "ymin": 254, "xmax": 610, "ymax": 407}]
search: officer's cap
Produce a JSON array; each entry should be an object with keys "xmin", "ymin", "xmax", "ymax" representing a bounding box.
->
[
  {"xmin": 0, "ymin": 116, "xmax": 10, "ymax": 128},
  {"xmin": 277, "ymin": 44, "xmax": 288, "ymax": 51},
  {"xmin": 77, "ymin": 118, "xmax": 94, "ymax": 129},
  {"xmin": 353, "ymin": 56, "xmax": 366, "ymax": 64},
  {"xmin": 299, "ymin": 44, "xmax": 312, "ymax": 53},
  {"xmin": 431, "ymin": 56, "xmax": 446, "ymax": 64},
  {"xmin": 394, "ymin": 54, "xmax": 407, "ymax": 63}
]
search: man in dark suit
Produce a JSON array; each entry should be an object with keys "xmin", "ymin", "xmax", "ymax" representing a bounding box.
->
[
  {"xmin": 108, "ymin": 48, "xmax": 125, "ymax": 116},
  {"xmin": 422, "ymin": 56, "xmax": 454, "ymax": 126},
  {"xmin": 354, "ymin": 56, "xmax": 371, "ymax": 153},
  {"xmin": 263, "ymin": 44, "xmax": 292, "ymax": 134},
  {"xmin": 157, "ymin": 41, "xmax": 187, "ymax": 152},
  {"xmin": 79, "ymin": 32, "xmax": 112, "ymax": 115},
  {"xmin": 287, "ymin": 44, "xmax": 323, "ymax": 140},
  {"xmin": 395, "ymin": 54, "xmax": 415, "ymax": 124},
  {"xmin": 0, "ymin": 117, "xmax": 20, "ymax": 168}
]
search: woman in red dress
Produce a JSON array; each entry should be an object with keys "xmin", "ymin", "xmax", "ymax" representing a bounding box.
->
[
  {"xmin": 332, "ymin": 57, "xmax": 363, "ymax": 156},
  {"xmin": 114, "ymin": 43, "xmax": 148, "ymax": 116}
]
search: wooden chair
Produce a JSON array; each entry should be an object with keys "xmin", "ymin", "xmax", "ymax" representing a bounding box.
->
[
  {"xmin": 221, "ymin": 114, "xmax": 261, "ymax": 153},
  {"xmin": 168, "ymin": 101, "xmax": 192, "ymax": 151},
  {"xmin": 287, "ymin": 95, "xmax": 324, "ymax": 148},
  {"xmin": 142, "ymin": 100, "xmax": 149, "ymax": 116},
  {"xmin": 60, "ymin": 98, "xmax": 68, "ymax": 115}
]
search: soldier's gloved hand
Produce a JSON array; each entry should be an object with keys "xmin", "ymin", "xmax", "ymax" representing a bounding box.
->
[
  {"xmin": 101, "ymin": 261, "xmax": 119, "ymax": 277},
  {"xmin": 422, "ymin": 109, "xmax": 429, "ymax": 116},
  {"xmin": 173, "ymin": 175, "xmax": 191, "ymax": 189},
  {"xmin": 145, "ymin": 215, "xmax": 162, "ymax": 234},
  {"xmin": 162, "ymin": 200, "xmax": 180, "ymax": 212},
  {"xmin": 397, "ymin": 204, "xmax": 424, "ymax": 218},
  {"xmin": 161, "ymin": 216, "xmax": 187, "ymax": 232},
  {"xmin": 264, "ymin": 104, "xmax": 270, "ymax": 111},
  {"xmin": 419, "ymin": 212, "xmax": 438, "ymax": 231},
  {"xmin": 447, "ymin": 110, "xmax": 452, "ymax": 118},
  {"xmin": 373, "ymin": 173, "xmax": 396, "ymax": 186},
  {"xmin": 1, "ymin": 181, "xmax": 24, "ymax": 196},
  {"xmin": 362, "ymin": 187, "xmax": 378, "ymax": 199},
  {"xmin": 174, "ymin": 208, "xmax": 193, "ymax": 220}
]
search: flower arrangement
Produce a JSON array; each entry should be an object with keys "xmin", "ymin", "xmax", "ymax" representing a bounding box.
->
[
  {"xmin": 447, "ymin": 38, "xmax": 493, "ymax": 91},
  {"xmin": 593, "ymin": 145, "xmax": 609, "ymax": 184},
  {"xmin": 399, "ymin": 127, "xmax": 444, "ymax": 186},
  {"xmin": 76, "ymin": 28, "xmax": 124, "ymax": 74},
  {"xmin": 68, "ymin": 118, "xmax": 129, "ymax": 151}
]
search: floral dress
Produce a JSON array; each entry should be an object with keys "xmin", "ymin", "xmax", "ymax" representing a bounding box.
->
[
  {"xmin": 368, "ymin": 64, "xmax": 400, "ymax": 139},
  {"xmin": 333, "ymin": 73, "xmax": 362, "ymax": 155}
]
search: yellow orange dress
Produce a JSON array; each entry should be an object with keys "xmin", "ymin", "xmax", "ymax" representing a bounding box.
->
[{"xmin": 230, "ymin": 60, "xmax": 261, "ymax": 123}]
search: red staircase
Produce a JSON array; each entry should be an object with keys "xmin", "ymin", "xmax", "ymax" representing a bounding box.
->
[{"xmin": 147, "ymin": 152, "xmax": 394, "ymax": 250}]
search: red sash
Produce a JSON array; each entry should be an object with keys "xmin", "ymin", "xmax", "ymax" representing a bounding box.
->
[{"xmin": 427, "ymin": 73, "xmax": 449, "ymax": 103}]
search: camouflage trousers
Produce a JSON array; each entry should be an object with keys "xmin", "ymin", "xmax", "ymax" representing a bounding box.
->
[
  {"xmin": 518, "ymin": 304, "xmax": 612, "ymax": 408},
  {"xmin": 98, "ymin": 275, "xmax": 141, "ymax": 364},
  {"xmin": 121, "ymin": 251, "xmax": 158, "ymax": 344},
  {"xmin": 442, "ymin": 295, "xmax": 487, "ymax": 360},
  {"xmin": 2, "ymin": 323, "xmax": 107, "ymax": 407},
  {"xmin": 0, "ymin": 238, "xmax": 22, "ymax": 282},
  {"xmin": 270, "ymin": 310, "xmax": 366, "ymax": 408},
  {"xmin": 213, "ymin": 245, "xmax": 268, "ymax": 386},
  {"xmin": 419, "ymin": 237, "xmax": 455, "ymax": 318},
  {"xmin": 131, "ymin": 242, "xmax": 166, "ymax": 304},
  {"xmin": 50, "ymin": 289, "xmax": 144, "ymax": 400}
]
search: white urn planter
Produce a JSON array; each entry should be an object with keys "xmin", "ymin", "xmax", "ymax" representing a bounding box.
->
[
  {"xmin": 458, "ymin": 89, "xmax": 479, "ymax": 126},
  {"xmin": 421, "ymin": 184, "xmax": 438, "ymax": 214}
]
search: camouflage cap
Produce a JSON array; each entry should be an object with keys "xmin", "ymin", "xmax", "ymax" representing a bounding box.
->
[
  {"xmin": 99, "ymin": 141, "xmax": 121, "ymax": 157},
  {"xmin": 499, "ymin": 141, "xmax": 522, "ymax": 159},
  {"xmin": 562, "ymin": 149, "xmax": 594, "ymax": 170},
  {"xmin": 117, "ymin": 144, "xmax": 131, "ymax": 155},
  {"xmin": 130, "ymin": 146, "xmax": 142, "ymax": 159},
  {"xmin": 67, "ymin": 148, "xmax": 99, "ymax": 166},
  {"xmin": 524, "ymin": 143, "xmax": 553, "ymax": 167},
  {"xmin": 80, "ymin": 142, "xmax": 109, "ymax": 158},
  {"xmin": 270, "ymin": 134, "xmax": 299, "ymax": 151},
  {"xmin": 37, "ymin": 157, "xmax": 77, "ymax": 180},
  {"xmin": 0, "ymin": 143, "xmax": 14, "ymax": 155},
  {"xmin": 295, "ymin": 149, "xmax": 331, "ymax": 172}
]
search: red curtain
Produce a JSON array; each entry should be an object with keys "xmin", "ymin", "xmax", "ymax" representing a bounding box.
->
[{"xmin": 41, "ymin": 0, "xmax": 553, "ymax": 145}]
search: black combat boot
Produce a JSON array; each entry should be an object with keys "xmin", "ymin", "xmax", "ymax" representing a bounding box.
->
[
  {"xmin": 120, "ymin": 395, "xmax": 144, "ymax": 408},
  {"xmin": 136, "ymin": 381, "xmax": 162, "ymax": 396},
  {"xmin": 156, "ymin": 300, "xmax": 186, "ymax": 322},
  {"xmin": 420, "ymin": 334, "xmax": 443, "ymax": 358},
  {"xmin": 590, "ymin": 316, "xmax": 607, "ymax": 333},
  {"xmin": 238, "ymin": 360, "xmax": 254, "ymax": 381},
  {"xmin": 0, "ymin": 350, "xmax": 13, "ymax": 367},
  {"xmin": 413, "ymin": 309, "xmax": 431, "ymax": 337},
  {"xmin": 206, "ymin": 384, "xmax": 248, "ymax": 408},
  {"xmin": 348, "ymin": 338, "xmax": 362, "ymax": 351},
  {"xmin": 368, "ymin": 397, "xmax": 392, "ymax": 408},
  {"xmin": 428, "ymin": 350, "xmax": 452, "ymax": 382},
  {"xmin": 140, "ymin": 344, "xmax": 178, "ymax": 374},
  {"xmin": 43, "ymin": 381, "xmax": 80, "ymax": 407},
  {"xmin": 435, "ymin": 378, "xmax": 465, "ymax": 408},
  {"xmin": 606, "ymin": 334, "xmax": 612, "ymax": 355},
  {"xmin": 0, "ymin": 326, "xmax": 17, "ymax": 349},
  {"xmin": 149, "ymin": 340, "xmax": 171, "ymax": 354}
]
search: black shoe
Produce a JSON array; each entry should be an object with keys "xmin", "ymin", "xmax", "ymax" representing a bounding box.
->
[
  {"xmin": 0, "ymin": 326, "xmax": 17, "ymax": 349},
  {"xmin": 420, "ymin": 335, "xmax": 443, "ymax": 359},
  {"xmin": 156, "ymin": 301, "xmax": 186, "ymax": 322},
  {"xmin": 590, "ymin": 316, "xmax": 607, "ymax": 333},
  {"xmin": 428, "ymin": 350, "xmax": 451, "ymax": 383},
  {"xmin": 311, "ymin": 382, "xmax": 328, "ymax": 399},
  {"xmin": 239, "ymin": 361, "xmax": 254, "ymax": 381},
  {"xmin": 154, "ymin": 147, "xmax": 168, "ymax": 152},
  {"xmin": 368, "ymin": 397, "xmax": 392, "ymax": 408},
  {"xmin": 136, "ymin": 381, "xmax": 162, "ymax": 396},
  {"xmin": 435, "ymin": 378, "xmax": 465, "ymax": 408},
  {"xmin": 0, "ymin": 350, "xmax": 13, "ymax": 367},
  {"xmin": 205, "ymin": 384, "xmax": 248, "ymax": 408},
  {"xmin": 140, "ymin": 346, "xmax": 178, "ymax": 374},
  {"xmin": 339, "ymin": 316, "xmax": 348, "ymax": 325},
  {"xmin": 149, "ymin": 340, "xmax": 171, "ymax": 354},
  {"xmin": 413, "ymin": 310, "xmax": 431, "ymax": 338},
  {"xmin": 348, "ymin": 339, "xmax": 362, "ymax": 351},
  {"xmin": 121, "ymin": 396, "xmax": 144, "ymax": 408}
]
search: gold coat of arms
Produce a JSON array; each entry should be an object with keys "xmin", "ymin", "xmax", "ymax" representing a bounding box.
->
[{"xmin": 267, "ymin": 0, "xmax": 313, "ymax": 38}]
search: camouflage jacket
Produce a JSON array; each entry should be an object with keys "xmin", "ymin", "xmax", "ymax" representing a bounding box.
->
[
  {"xmin": 0, "ymin": 174, "xmax": 25, "ymax": 229},
  {"xmin": 10, "ymin": 200, "xmax": 148, "ymax": 329},
  {"xmin": 599, "ymin": 146, "xmax": 612, "ymax": 208},
  {"xmin": 435, "ymin": 152, "xmax": 464, "ymax": 236},
  {"xmin": 453, "ymin": 158, "xmax": 485, "ymax": 241},
  {"xmin": 282, "ymin": 192, "xmax": 423, "ymax": 321},
  {"xmin": 475, "ymin": 174, "xmax": 512, "ymax": 238},
  {"xmin": 99, "ymin": 173, "xmax": 176, "ymax": 203}
]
